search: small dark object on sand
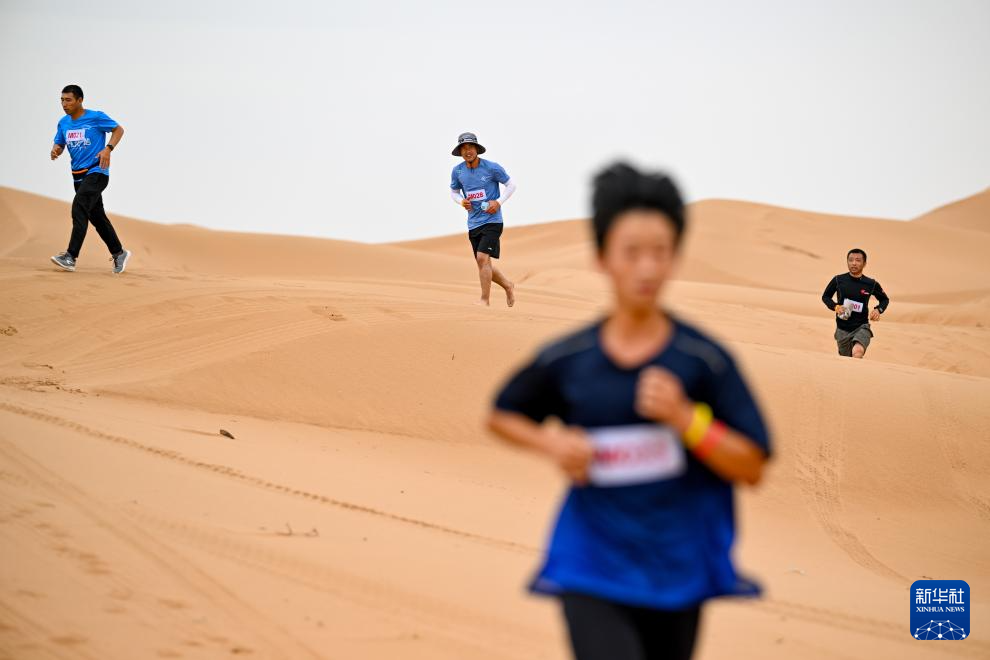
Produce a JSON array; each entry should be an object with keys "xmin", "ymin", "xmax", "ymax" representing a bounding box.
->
[{"xmin": 219, "ymin": 429, "xmax": 235, "ymax": 439}]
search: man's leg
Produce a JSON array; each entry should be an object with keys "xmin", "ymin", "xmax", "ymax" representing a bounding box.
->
[
  {"xmin": 66, "ymin": 177, "xmax": 98, "ymax": 258},
  {"xmin": 490, "ymin": 266, "xmax": 515, "ymax": 307},
  {"xmin": 834, "ymin": 329, "xmax": 852, "ymax": 357},
  {"xmin": 67, "ymin": 174, "xmax": 116, "ymax": 258},
  {"xmin": 851, "ymin": 326, "xmax": 872, "ymax": 359},
  {"xmin": 86, "ymin": 175, "xmax": 123, "ymax": 255},
  {"xmin": 477, "ymin": 224, "xmax": 514, "ymax": 306},
  {"xmin": 475, "ymin": 252, "xmax": 493, "ymax": 305}
]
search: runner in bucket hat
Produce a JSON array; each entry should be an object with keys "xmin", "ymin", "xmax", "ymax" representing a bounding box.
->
[
  {"xmin": 449, "ymin": 132, "xmax": 517, "ymax": 306},
  {"xmin": 451, "ymin": 131, "xmax": 486, "ymax": 156}
]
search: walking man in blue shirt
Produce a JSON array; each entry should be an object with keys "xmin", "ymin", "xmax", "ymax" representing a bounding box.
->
[
  {"xmin": 449, "ymin": 132, "xmax": 517, "ymax": 306},
  {"xmin": 49, "ymin": 84, "xmax": 131, "ymax": 273}
]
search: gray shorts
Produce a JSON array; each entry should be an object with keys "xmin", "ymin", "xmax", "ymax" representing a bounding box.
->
[{"xmin": 835, "ymin": 323, "xmax": 872, "ymax": 356}]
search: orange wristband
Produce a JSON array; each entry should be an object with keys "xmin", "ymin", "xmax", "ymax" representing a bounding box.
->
[{"xmin": 693, "ymin": 420, "xmax": 728, "ymax": 460}]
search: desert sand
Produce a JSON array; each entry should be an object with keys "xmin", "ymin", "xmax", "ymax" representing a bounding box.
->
[{"xmin": 1, "ymin": 185, "xmax": 988, "ymax": 659}]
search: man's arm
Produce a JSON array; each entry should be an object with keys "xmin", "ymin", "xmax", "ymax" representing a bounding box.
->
[
  {"xmin": 870, "ymin": 281, "xmax": 890, "ymax": 321},
  {"xmin": 450, "ymin": 169, "xmax": 470, "ymax": 210},
  {"xmin": 108, "ymin": 124, "xmax": 124, "ymax": 148},
  {"xmin": 450, "ymin": 189, "xmax": 470, "ymax": 210},
  {"xmin": 51, "ymin": 123, "xmax": 66, "ymax": 160},
  {"xmin": 486, "ymin": 163, "xmax": 515, "ymax": 215},
  {"xmin": 822, "ymin": 276, "xmax": 839, "ymax": 311},
  {"xmin": 485, "ymin": 179, "xmax": 517, "ymax": 215},
  {"xmin": 98, "ymin": 125, "xmax": 124, "ymax": 169}
]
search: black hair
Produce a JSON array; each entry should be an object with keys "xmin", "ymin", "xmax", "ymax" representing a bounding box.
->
[
  {"xmin": 847, "ymin": 248, "xmax": 867, "ymax": 263},
  {"xmin": 62, "ymin": 84, "xmax": 84, "ymax": 100},
  {"xmin": 591, "ymin": 162, "xmax": 686, "ymax": 253}
]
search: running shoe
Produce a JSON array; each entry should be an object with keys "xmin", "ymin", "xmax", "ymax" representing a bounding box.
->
[
  {"xmin": 51, "ymin": 251, "xmax": 76, "ymax": 272},
  {"xmin": 112, "ymin": 249, "xmax": 131, "ymax": 274}
]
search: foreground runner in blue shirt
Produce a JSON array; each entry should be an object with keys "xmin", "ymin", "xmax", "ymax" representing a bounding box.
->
[
  {"xmin": 449, "ymin": 132, "xmax": 517, "ymax": 307},
  {"xmin": 49, "ymin": 84, "xmax": 131, "ymax": 274},
  {"xmin": 487, "ymin": 163, "xmax": 772, "ymax": 660}
]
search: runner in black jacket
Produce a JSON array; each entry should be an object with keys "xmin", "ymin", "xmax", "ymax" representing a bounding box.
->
[{"xmin": 821, "ymin": 248, "xmax": 890, "ymax": 358}]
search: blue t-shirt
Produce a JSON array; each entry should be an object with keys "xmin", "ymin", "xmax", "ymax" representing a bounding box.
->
[
  {"xmin": 53, "ymin": 110, "xmax": 118, "ymax": 176},
  {"xmin": 450, "ymin": 158, "xmax": 510, "ymax": 230},
  {"xmin": 494, "ymin": 316, "xmax": 771, "ymax": 610}
]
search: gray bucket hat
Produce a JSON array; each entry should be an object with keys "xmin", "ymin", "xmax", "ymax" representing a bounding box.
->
[{"xmin": 452, "ymin": 132, "xmax": 486, "ymax": 156}]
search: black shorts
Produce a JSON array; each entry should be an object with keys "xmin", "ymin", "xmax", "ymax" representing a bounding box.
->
[{"xmin": 468, "ymin": 222, "xmax": 503, "ymax": 259}]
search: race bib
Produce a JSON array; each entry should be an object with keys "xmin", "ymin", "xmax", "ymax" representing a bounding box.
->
[
  {"xmin": 465, "ymin": 189, "xmax": 487, "ymax": 202},
  {"xmin": 843, "ymin": 298, "xmax": 864, "ymax": 313},
  {"xmin": 65, "ymin": 129, "xmax": 86, "ymax": 144},
  {"xmin": 587, "ymin": 424, "xmax": 686, "ymax": 487}
]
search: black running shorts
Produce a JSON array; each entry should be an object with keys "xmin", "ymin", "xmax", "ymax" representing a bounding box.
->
[{"xmin": 468, "ymin": 221, "xmax": 503, "ymax": 259}]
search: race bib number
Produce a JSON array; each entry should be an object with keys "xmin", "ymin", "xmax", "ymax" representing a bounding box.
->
[
  {"xmin": 587, "ymin": 424, "xmax": 686, "ymax": 487},
  {"xmin": 843, "ymin": 298, "xmax": 864, "ymax": 313},
  {"xmin": 465, "ymin": 189, "xmax": 487, "ymax": 202},
  {"xmin": 65, "ymin": 129, "xmax": 86, "ymax": 144}
]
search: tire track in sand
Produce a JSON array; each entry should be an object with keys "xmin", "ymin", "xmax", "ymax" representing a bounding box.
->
[
  {"xmin": 921, "ymin": 378, "xmax": 990, "ymax": 523},
  {"xmin": 120, "ymin": 508, "xmax": 552, "ymax": 657},
  {"xmin": 792, "ymin": 377, "xmax": 907, "ymax": 582},
  {"xmin": 0, "ymin": 401, "xmax": 537, "ymax": 555},
  {"xmin": 0, "ymin": 439, "xmax": 322, "ymax": 660},
  {"xmin": 132, "ymin": 501, "xmax": 989, "ymax": 658}
]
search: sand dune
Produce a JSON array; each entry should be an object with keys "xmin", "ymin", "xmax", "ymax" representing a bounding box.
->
[
  {"xmin": 0, "ymin": 189, "xmax": 468, "ymax": 281},
  {"xmin": 1, "ymin": 185, "xmax": 988, "ymax": 659},
  {"xmin": 914, "ymin": 188, "xmax": 990, "ymax": 233}
]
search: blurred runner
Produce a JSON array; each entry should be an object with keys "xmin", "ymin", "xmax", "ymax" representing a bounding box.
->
[{"xmin": 487, "ymin": 162, "xmax": 772, "ymax": 660}]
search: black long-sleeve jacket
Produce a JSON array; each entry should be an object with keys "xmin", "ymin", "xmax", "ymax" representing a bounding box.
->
[{"xmin": 822, "ymin": 273, "xmax": 890, "ymax": 331}]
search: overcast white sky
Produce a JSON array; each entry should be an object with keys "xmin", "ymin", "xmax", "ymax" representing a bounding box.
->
[{"xmin": 2, "ymin": 0, "xmax": 988, "ymax": 242}]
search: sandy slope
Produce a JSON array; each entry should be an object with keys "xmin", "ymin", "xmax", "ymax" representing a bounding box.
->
[{"xmin": 1, "ymin": 185, "xmax": 988, "ymax": 659}]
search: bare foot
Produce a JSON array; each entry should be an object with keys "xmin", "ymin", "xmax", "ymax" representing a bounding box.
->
[
  {"xmin": 505, "ymin": 282, "xmax": 515, "ymax": 307},
  {"xmin": 474, "ymin": 298, "xmax": 490, "ymax": 306}
]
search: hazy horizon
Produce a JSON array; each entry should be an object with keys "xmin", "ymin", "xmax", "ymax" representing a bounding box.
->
[{"xmin": 2, "ymin": 0, "xmax": 988, "ymax": 243}]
